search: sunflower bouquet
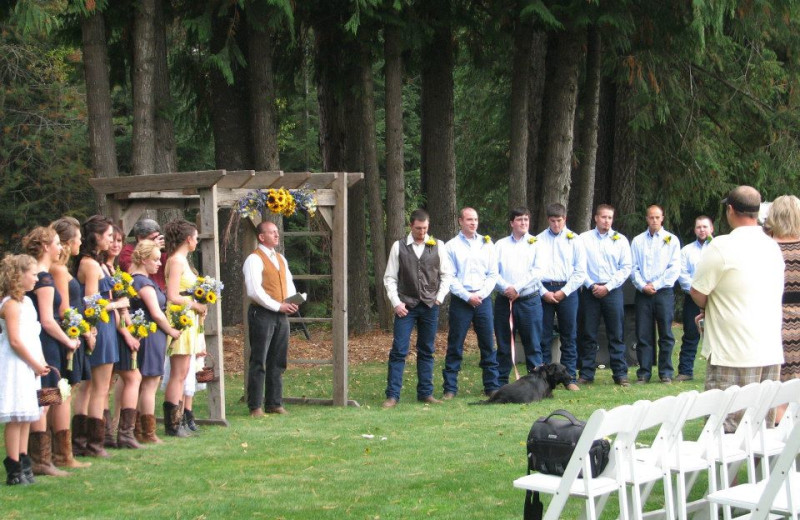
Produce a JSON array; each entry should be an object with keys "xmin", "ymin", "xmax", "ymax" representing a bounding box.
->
[
  {"xmin": 167, "ymin": 303, "xmax": 194, "ymax": 331},
  {"xmin": 189, "ymin": 276, "xmax": 224, "ymax": 305},
  {"xmin": 112, "ymin": 266, "xmax": 138, "ymax": 299},
  {"xmin": 83, "ymin": 294, "xmax": 111, "ymax": 327},
  {"xmin": 125, "ymin": 309, "xmax": 157, "ymax": 370},
  {"xmin": 60, "ymin": 307, "xmax": 90, "ymax": 370},
  {"xmin": 235, "ymin": 186, "xmax": 317, "ymax": 219}
]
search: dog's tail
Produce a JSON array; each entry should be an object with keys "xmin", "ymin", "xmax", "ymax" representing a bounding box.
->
[{"xmin": 468, "ymin": 400, "xmax": 492, "ymax": 405}]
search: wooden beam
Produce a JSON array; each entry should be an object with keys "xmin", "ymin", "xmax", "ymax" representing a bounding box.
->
[
  {"xmin": 292, "ymin": 274, "xmax": 332, "ymax": 281},
  {"xmin": 119, "ymin": 202, "xmax": 148, "ymax": 236},
  {"xmin": 241, "ymin": 216, "xmax": 260, "ymax": 406},
  {"xmin": 332, "ymin": 172, "xmax": 349, "ymax": 406},
  {"xmin": 89, "ymin": 170, "xmax": 227, "ymax": 195},
  {"xmin": 283, "ymin": 397, "xmax": 360, "ymax": 407},
  {"xmin": 197, "ymin": 184, "xmax": 226, "ymax": 422}
]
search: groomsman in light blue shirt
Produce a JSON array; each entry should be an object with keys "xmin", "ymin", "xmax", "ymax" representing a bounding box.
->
[
  {"xmin": 630, "ymin": 204, "xmax": 681, "ymax": 383},
  {"xmin": 537, "ymin": 203, "xmax": 586, "ymax": 390},
  {"xmin": 577, "ymin": 204, "xmax": 632, "ymax": 387},
  {"xmin": 442, "ymin": 207, "xmax": 501, "ymax": 399},
  {"xmin": 675, "ymin": 215, "xmax": 713, "ymax": 382},
  {"xmin": 494, "ymin": 207, "xmax": 544, "ymax": 385}
]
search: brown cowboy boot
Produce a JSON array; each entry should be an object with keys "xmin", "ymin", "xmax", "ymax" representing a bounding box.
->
[
  {"xmin": 134, "ymin": 411, "xmax": 145, "ymax": 443},
  {"xmin": 140, "ymin": 414, "xmax": 163, "ymax": 444},
  {"xmin": 163, "ymin": 402, "xmax": 189, "ymax": 438},
  {"xmin": 52, "ymin": 430, "xmax": 91, "ymax": 468},
  {"xmin": 116, "ymin": 408, "xmax": 142, "ymax": 449},
  {"xmin": 28, "ymin": 431, "xmax": 70, "ymax": 477},
  {"xmin": 85, "ymin": 417, "xmax": 110, "ymax": 457},
  {"xmin": 71, "ymin": 414, "xmax": 90, "ymax": 456},
  {"xmin": 103, "ymin": 409, "xmax": 117, "ymax": 449}
]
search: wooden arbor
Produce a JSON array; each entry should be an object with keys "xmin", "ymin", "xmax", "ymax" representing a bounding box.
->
[{"xmin": 89, "ymin": 170, "xmax": 364, "ymax": 423}]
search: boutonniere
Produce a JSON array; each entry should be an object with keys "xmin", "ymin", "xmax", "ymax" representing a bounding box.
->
[
  {"xmin": 483, "ymin": 235, "xmax": 491, "ymax": 243},
  {"xmin": 527, "ymin": 237, "xmax": 537, "ymax": 244},
  {"xmin": 705, "ymin": 236, "xmax": 713, "ymax": 244},
  {"xmin": 611, "ymin": 233, "xmax": 621, "ymax": 241},
  {"xmin": 425, "ymin": 236, "xmax": 436, "ymax": 246},
  {"xmin": 566, "ymin": 232, "xmax": 575, "ymax": 240},
  {"xmin": 663, "ymin": 235, "xmax": 672, "ymax": 244}
]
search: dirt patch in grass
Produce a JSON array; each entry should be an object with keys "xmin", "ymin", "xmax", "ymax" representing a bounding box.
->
[{"xmin": 223, "ymin": 323, "xmax": 480, "ymax": 375}]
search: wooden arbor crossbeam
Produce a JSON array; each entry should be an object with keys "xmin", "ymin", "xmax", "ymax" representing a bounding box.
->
[{"xmin": 89, "ymin": 170, "xmax": 364, "ymax": 424}]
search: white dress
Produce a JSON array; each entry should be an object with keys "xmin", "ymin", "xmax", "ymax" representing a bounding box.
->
[{"xmin": 0, "ymin": 296, "xmax": 43, "ymax": 423}]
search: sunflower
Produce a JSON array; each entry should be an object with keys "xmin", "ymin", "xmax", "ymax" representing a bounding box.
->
[
  {"xmin": 194, "ymin": 287, "xmax": 206, "ymax": 299},
  {"xmin": 127, "ymin": 286, "xmax": 138, "ymax": 298},
  {"xmin": 179, "ymin": 315, "xmax": 190, "ymax": 326},
  {"xmin": 84, "ymin": 307, "xmax": 96, "ymax": 318},
  {"xmin": 98, "ymin": 298, "xmax": 109, "ymax": 306},
  {"xmin": 282, "ymin": 197, "xmax": 297, "ymax": 217},
  {"xmin": 121, "ymin": 272, "xmax": 133, "ymax": 283},
  {"xmin": 168, "ymin": 304, "xmax": 183, "ymax": 313},
  {"xmin": 67, "ymin": 326, "xmax": 80, "ymax": 338},
  {"xmin": 113, "ymin": 282, "xmax": 124, "ymax": 293},
  {"xmin": 137, "ymin": 325, "xmax": 148, "ymax": 337},
  {"xmin": 100, "ymin": 310, "xmax": 110, "ymax": 323},
  {"xmin": 80, "ymin": 321, "xmax": 90, "ymax": 333},
  {"xmin": 127, "ymin": 325, "xmax": 135, "ymax": 334},
  {"xmin": 206, "ymin": 292, "xmax": 217, "ymax": 304},
  {"xmin": 149, "ymin": 322, "xmax": 157, "ymax": 333}
]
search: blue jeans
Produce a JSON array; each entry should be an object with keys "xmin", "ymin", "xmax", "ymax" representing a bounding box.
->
[
  {"xmin": 494, "ymin": 293, "xmax": 542, "ymax": 385},
  {"xmin": 540, "ymin": 283, "xmax": 578, "ymax": 381},
  {"xmin": 443, "ymin": 297, "xmax": 500, "ymax": 395},
  {"xmin": 634, "ymin": 288, "xmax": 675, "ymax": 381},
  {"xmin": 578, "ymin": 286, "xmax": 628, "ymax": 381},
  {"xmin": 385, "ymin": 303, "xmax": 440, "ymax": 401},
  {"xmin": 679, "ymin": 293, "xmax": 701, "ymax": 377}
]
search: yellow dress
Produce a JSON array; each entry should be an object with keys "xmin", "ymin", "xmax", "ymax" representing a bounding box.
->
[{"xmin": 166, "ymin": 255, "xmax": 200, "ymax": 356}]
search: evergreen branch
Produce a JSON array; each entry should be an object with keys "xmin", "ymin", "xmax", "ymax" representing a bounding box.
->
[{"xmin": 689, "ymin": 62, "xmax": 775, "ymax": 114}]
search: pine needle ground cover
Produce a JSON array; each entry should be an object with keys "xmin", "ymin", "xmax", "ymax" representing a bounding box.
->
[{"xmin": 2, "ymin": 338, "xmax": 706, "ymax": 519}]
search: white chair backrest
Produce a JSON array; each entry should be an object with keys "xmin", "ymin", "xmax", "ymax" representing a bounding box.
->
[
  {"xmin": 725, "ymin": 382, "xmax": 770, "ymax": 441},
  {"xmin": 689, "ymin": 386, "xmax": 737, "ymax": 446},
  {"xmin": 648, "ymin": 391, "xmax": 698, "ymax": 452},
  {"xmin": 750, "ymin": 421, "xmax": 800, "ymax": 520},
  {"xmin": 773, "ymin": 378, "xmax": 800, "ymax": 431}
]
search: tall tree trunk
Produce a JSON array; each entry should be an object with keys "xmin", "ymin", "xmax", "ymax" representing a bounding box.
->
[
  {"xmin": 525, "ymin": 30, "xmax": 548, "ymax": 218},
  {"xmin": 314, "ymin": 20, "xmax": 371, "ymax": 333},
  {"xmin": 592, "ymin": 76, "xmax": 616, "ymax": 212},
  {"xmin": 508, "ymin": 15, "xmax": 532, "ymax": 209},
  {"xmin": 132, "ymin": 0, "xmax": 156, "ymax": 177},
  {"xmin": 81, "ymin": 8, "xmax": 118, "ymax": 185},
  {"xmin": 570, "ymin": 26, "xmax": 602, "ymax": 233},
  {"xmin": 248, "ymin": 23, "xmax": 279, "ymax": 171},
  {"xmin": 611, "ymin": 80, "xmax": 637, "ymax": 237},
  {"xmin": 420, "ymin": 3, "xmax": 457, "ymax": 241},
  {"xmin": 361, "ymin": 47, "xmax": 391, "ymax": 330},
  {"xmin": 384, "ymin": 23, "xmax": 406, "ymax": 247},
  {"xmin": 537, "ymin": 28, "xmax": 584, "ymax": 226}
]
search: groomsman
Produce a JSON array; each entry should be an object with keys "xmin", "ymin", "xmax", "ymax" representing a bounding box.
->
[
  {"xmin": 676, "ymin": 215, "xmax": 713, "ymax": 381},
  {"xmin": 537, "ymin": 203, "xmax": 585, "ymax": 391},
  {"xmin": 577, "ymin": 204, "xmax": 632, "ymax": 386},
  {"xmin": 630, "ymin": 205, "xmax": 681, "ymax": 384},
  {"xmin": 442, "ymin": 207, "xmax": 501, "ymax": 399},
  {"xmin": 382, "ymin": 209, "xmax": 453, "ymax": 407},
  {"xmin": 494, "ymin": 207, "xmax": 544, "ymax": 385}
]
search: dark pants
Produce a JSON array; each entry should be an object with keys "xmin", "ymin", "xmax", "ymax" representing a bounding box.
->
[
  {"xmin": 494, "ymin": 293, "xmax": 542, "ymax": 385},
  {"xmin": 443, "ymin": 297, "xmax": 500, "ymax": 395},
  {"xmin": 541, "ymin": 283, "xmax": 579, "ymax": 382},
  {"xmin": 679, "ymin": 293, "xmax": 701, "ymax": 377},
  {"xmin": 634, "ymin": 288, "xmax": 675, "ymax": 381},
  {"xmin": 247, "ymin": 304, "xmax": 289, "ymax": 410},
  {"xmin": 385, "ymin": 303, "xmax": 440, "ymax": 401},
  {"xmin": 578, "ymin": 286, "xmax": 628, "ymax": 381}
]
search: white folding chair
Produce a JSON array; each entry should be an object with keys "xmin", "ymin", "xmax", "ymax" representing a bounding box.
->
[
  {"xmin": 753, "ymin": 378, "xmax": 800, "ymax": 480},
  {"xmin": 628, "ymin": 391, "xmax": 698, "ymax": 520},
  {"xmin": 513, "ymin": 404, "xmax": 643, "ymax": 520},
  {"xmin": 707, "ymin": 420, "xmax": 800, "ymax": 520}
]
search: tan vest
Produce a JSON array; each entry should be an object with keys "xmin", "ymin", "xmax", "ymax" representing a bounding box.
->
[{"xmin": 254, "ymin": 248, "xmax": 287, "ymax": 302}]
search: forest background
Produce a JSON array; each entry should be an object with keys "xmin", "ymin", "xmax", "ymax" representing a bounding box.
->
[{"xmin": 2, "ymin": 0, "xmax": 799, "ymax": 332}]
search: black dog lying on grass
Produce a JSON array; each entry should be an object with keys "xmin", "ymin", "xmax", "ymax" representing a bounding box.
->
[{"xmin": 471, "ymin": 363, "xmax": 572, "ymax": 405}]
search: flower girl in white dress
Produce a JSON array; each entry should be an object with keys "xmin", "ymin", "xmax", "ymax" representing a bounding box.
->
[{"xmin": 0, "ymin": 255, "xmax": 50, "ymax": 485}]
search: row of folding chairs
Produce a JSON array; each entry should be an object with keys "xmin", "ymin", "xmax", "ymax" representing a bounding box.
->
[{"xmin": 513, "ymin": 378, "xmax": 800, "ymax": 520}]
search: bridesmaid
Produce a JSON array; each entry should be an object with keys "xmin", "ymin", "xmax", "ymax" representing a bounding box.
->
[
  {"xmin": 21, "ymin": 227, "xmax": 79, "ymax": 477},
  {"xmin": 163, "ymin": 220, "xmax": 206, "ymax": 437},
  {"xmin": 49, "ymin": 217, "xmax": 91, "ymax": 469},
  {"xmin": 107, "ymin": 225, "xmax": 142, "ymax": 449},
  {"xmin": 75, "ymin": 216, "xmax": 129, "ymax": 457},
  {"xmin": 128, "ymin": 240, "xmax": 181, "ymax": 443}
]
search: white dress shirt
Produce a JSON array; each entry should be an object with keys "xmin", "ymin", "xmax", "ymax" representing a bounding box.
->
[
  {"xmin": 242, "ymin": 244, "xmax": 297, "ymax": 312},
  {"xmin": 383, "ymin": 233, "xmax": 453, "ymax": 308}
]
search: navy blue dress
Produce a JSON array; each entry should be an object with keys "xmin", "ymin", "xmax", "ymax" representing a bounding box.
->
[
  {"xmin": 129, "ymin": 275, "xmax": 167, "ymax": 377},
  {"xmin": 27, "ymin": 272, "xmax": 61, "ymax": 388},
  {"xmin": 67, "ymin": 277, "xmax": 92, "ymax": 384},
  {"xmin": 83, "ymin": 274, "xmax": 119, "ymax": 366}
]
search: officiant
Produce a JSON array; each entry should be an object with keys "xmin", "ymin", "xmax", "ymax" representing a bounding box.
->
[{"xmin": 243, "ymin": 221, "xmax": 299, "ymax": 417}]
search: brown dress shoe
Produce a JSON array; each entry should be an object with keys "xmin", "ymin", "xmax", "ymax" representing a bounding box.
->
[
  {"xmin": 265, "ymin": 406, "xmax": 288, "ymax": 415},
  {"xmin": 250, "ymin": 408, "xmax": 266, "ymax": 418},
  {"xmin": 566, "ymin": 383, "xmax": 580, "ymax": 392},
  {"xmin": 418, "ymin": 396, "xmax": 442, "ymax": 404},
  {"xmin": 675, "ymin": 374, "xmax": 693, "ymax": 382},
  {"xmin": 382, "ymin": 398, "xmax": 398, "ymax": 408},
  {"xmin": 442, "ymin": 392, "xmax": 456, "ymax": 401}
]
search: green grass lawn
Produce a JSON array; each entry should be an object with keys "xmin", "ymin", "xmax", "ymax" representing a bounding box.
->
[{"xmin": 2, "ymin": 335, "xmax": 707, "ymax": 519}]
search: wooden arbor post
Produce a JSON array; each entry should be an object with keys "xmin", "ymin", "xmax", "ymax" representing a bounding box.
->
[{"xmin": 89, "ymin": 169, "xmax": 363, "ymax": 424}]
